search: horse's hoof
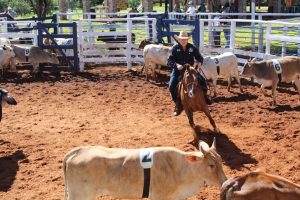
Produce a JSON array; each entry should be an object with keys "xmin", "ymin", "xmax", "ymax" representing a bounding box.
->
[{"xmin": 214, "ymin": 127, "xmax": 220, "ymax": 133}]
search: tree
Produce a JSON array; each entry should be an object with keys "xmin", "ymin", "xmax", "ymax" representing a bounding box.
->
[
  {"xmin": 59, "ymin": 0, "xmax": 68, "ymax": 20},
  {"xmin": 82, "ymin": 0, "xmax": 90, "ymax": 19},
  {"xmin": 26, "ymin": 0, "xmax": 52, "ymax": 17},
  {"xmin": 207, "ymin": 0, "xmax": 221, "ymax": 12},
  {"xmin": 268, "ymin": 0, "xmax": 282, "ymax": 13}
]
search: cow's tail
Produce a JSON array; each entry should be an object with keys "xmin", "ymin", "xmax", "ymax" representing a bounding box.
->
[{"xmin": 63, "ymin": 147, "xmax": 82, "ymax": 200}]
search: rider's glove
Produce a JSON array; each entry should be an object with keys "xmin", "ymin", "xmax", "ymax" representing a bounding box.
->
[{"xmin": 177, "ymin": 64, "xmax": 184, "ymax": 70}]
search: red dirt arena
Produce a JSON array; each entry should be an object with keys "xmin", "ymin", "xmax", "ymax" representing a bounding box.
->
[{"xmin": 0, "ymin": 66, "xmax": 299, "ymax": 200}]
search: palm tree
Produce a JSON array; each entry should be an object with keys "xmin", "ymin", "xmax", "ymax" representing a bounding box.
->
[{"xmin": 59, "ymin": 0, "xmax": 67, "ymax": 20}]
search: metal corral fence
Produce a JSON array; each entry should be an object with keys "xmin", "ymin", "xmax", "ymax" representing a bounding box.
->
[{"xmin": 77, "ymin": 17, "xmax": 157, "ymax": 70}]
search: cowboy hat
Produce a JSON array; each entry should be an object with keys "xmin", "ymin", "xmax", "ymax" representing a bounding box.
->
[{"xmin": 174, "ymin": 31, "xmax": 192, "ymax": 40}]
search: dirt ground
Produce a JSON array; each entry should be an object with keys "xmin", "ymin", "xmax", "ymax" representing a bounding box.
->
[{"xmin": 0, "ymin": 66, "xmax": 299, "ymax": 200}]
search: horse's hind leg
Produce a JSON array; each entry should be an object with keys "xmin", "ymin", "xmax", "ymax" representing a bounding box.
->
[{"xmin": 203, "ymin": 107, "xmax": 220, "ymax": 133}]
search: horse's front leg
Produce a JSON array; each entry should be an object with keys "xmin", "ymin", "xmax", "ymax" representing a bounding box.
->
[
  {"xmin": 185, "ymin": 109, "xmax": 195, "ymax": 128},
  {"xmin": 203, "ymin": 106, "xmax": 220, "ymax": 133}
]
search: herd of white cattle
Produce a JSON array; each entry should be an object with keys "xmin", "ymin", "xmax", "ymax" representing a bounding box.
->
[
  {"xmin": 1, "ymin": 38, "xmax": 300, "ymax": 200},
  {"xmin": 143, "ymin": 43, "xmax": 300, "ymax": 106}
]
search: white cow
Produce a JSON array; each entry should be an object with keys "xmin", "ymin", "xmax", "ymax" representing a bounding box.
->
[
  {"xmin": 0, "ymin": 45, "xmax": 15, "ymax": 72},
  {"xmin": 143, "ymin": 44, "xmax": 170, "ymax": 82},
  {"xmin": 0, "ymin": 38, "xmax": 11, "ymax": 46},
  {"xmin": 64, "ymin": 139, "xmax": 227, "ymax": 200},
  {"xmin": 202, "ymin": 52, "xmax": 243, "ymax": 96}
]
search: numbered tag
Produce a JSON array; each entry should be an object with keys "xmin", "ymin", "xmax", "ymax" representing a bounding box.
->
[
  {"xmin": 139, "ymin": 148, "xmax": 153, "ymax": 169},
  {"xmin": 272, "ymin": 59, "xmax": 282, "ymax": 74},
  {"xmin": 24, "ymin": 48, "xmax": 30, "ymax": 56},
  {"xmin": 214, "ymin": 58, "xmax": 219, "ymax": 65}
]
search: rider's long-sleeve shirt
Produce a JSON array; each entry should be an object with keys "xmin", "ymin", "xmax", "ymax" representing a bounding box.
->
[{"xmin": 167, "ymin": 43, "xmax": 203, "ymax": 69}]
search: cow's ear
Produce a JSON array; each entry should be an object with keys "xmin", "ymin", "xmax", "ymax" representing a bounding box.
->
[
  {"xmin": 186, "ymin": 155, "xmax": 200, "ymax": 162},
  {"xmin": 251, "ymin": 58, "xmax": 257, "ymax": 62}
]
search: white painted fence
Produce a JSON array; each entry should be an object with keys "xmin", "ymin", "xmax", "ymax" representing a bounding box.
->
[
  {"xmin": 78, "ymin": 17, "xmax": 157, "ymax": 71},
  {"xmin": 198, "ymin": 18, "xmax": 300, "ymax": 65},
  {"xmin": 0, "ymin": 21, "xmax": 38, "ymax": 45}
]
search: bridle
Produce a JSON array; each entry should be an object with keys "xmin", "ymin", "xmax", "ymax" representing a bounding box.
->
[{"xmin": 182, "ymin": 66, "xmax": 199, "ymax": 98}]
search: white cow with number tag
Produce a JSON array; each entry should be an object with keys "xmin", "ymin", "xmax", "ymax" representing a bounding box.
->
[
  {"xmin": 202, "ymin": 52, "xmax": 243, "ymax": 97},
  {"xmin": 241, "ymin": 56, "xmax": 300, "ymax": 105},
  {"xmin": 63, "ymin": 139, "xmax": 227, "ymax": 200}
]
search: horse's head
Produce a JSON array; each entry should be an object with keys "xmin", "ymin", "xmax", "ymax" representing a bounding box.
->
[{"xmin": 183, "ymin": 64, "xmax": 199, "ymax": 98}]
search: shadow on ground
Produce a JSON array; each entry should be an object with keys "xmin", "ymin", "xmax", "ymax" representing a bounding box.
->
[{"xmin": 191, "ymin": 125, "xmax": 257, "ymax": 170}]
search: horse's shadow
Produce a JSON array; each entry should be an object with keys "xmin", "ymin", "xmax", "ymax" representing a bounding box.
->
[
  {"xmin": 0, "ymin": 148, "xmax": 26, "ymax": 192},
  {"xmin": 212, "ymin": 92, "xmax": 258, "ymax": 103},
  {"xmin": 190, "ymin": 126, "xmax": 257, "ymax": 170}
]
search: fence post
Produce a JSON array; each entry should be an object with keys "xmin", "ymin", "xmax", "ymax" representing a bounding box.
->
[
  {"xmin": 194, "ymin": 19, "xmax": 200, "ymax": 49},
  {"xmin": 145, "ymin": 18, "xmax": 150, "ymax": 40},
  {"xmin": 72, "ymin": 22, "xmax": 79, "ymax": 71},
  {"xmin": 126, "ymin": 19, "xmax": 132, "ymax": 70},
  {"xmin": 152, "ymin": 18, "xmax": 157, "ymax": 42},
  {"xmin": 229, "ymin": 21, "xmax": 236, "ymax": 50},
  {"xmin": 282, "ymin": 25, "xmax": 287, "ymax": 56},
  {"xmin": 258, "ymin": 15, "xmax": 264, "ymax": 53},
  {"xmin": 298, "ymin": 25, "xmax": 300, "ymax": 56},
  {"xmin": 208, "ymin": 15, "xmax": 213, "ymax": 47},
  {"xmin": 78, "ymin": 20, "xmax": 84, "ymax": 72},
  {"xmin": 265, "ymin": 23, "xmax": 271, "ymax": 55},
  {"xmin": 199, "ymin": 20, "xmax": 204, "ymax": 53},
  {"xmin": 251, "ymin": 3, "xmax": 256, "ymax": 51}
]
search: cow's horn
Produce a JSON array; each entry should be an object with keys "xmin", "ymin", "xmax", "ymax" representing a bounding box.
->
[
  {"xmin": 199, "ymin": 140, "xmax": 209, "ymax": 151},
  {"xmin": 211, "ymin": 137, "xmax": 216, "ymax": 149}
]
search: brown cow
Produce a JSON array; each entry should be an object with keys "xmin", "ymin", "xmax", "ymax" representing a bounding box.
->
[
  {"xmin": 241, "ymin": 56, "xmax": 300, "ymax": 105},
  {"xmin": 220, "ymin": 170, "xmax": 300, "ymax": 200},
  {"xmin": 64, "ymin": 139, "xmax": 227, "ymax": 200}
]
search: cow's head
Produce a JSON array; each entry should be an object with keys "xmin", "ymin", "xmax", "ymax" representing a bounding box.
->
[
  {"xmin": 0, "ymin": 88, "xmax": 17, "ymax": 122},
  {"xmin": 186, "ymin": 138, "xmax": 227, "ymax": 187},
  {"xmin": 2, "ymin": 45, "xmax": 15, "ymax": 57},
  {"xmin": 241, "ymin": 58, "xmax": 256, "ymax": 77},
  {"xmin": 47, "ymin": 53, "xmax": 60, "ymax": 65}
]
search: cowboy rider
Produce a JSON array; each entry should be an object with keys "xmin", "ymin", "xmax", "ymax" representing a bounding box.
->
[{"xmin": 168, "ymin": 31, "xmax": 210, "ymax": 116}]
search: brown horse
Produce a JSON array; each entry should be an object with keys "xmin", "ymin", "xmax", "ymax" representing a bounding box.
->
[{"xmin": 179, "ymin": 65, "xmax": 219, "ymax": 140}]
